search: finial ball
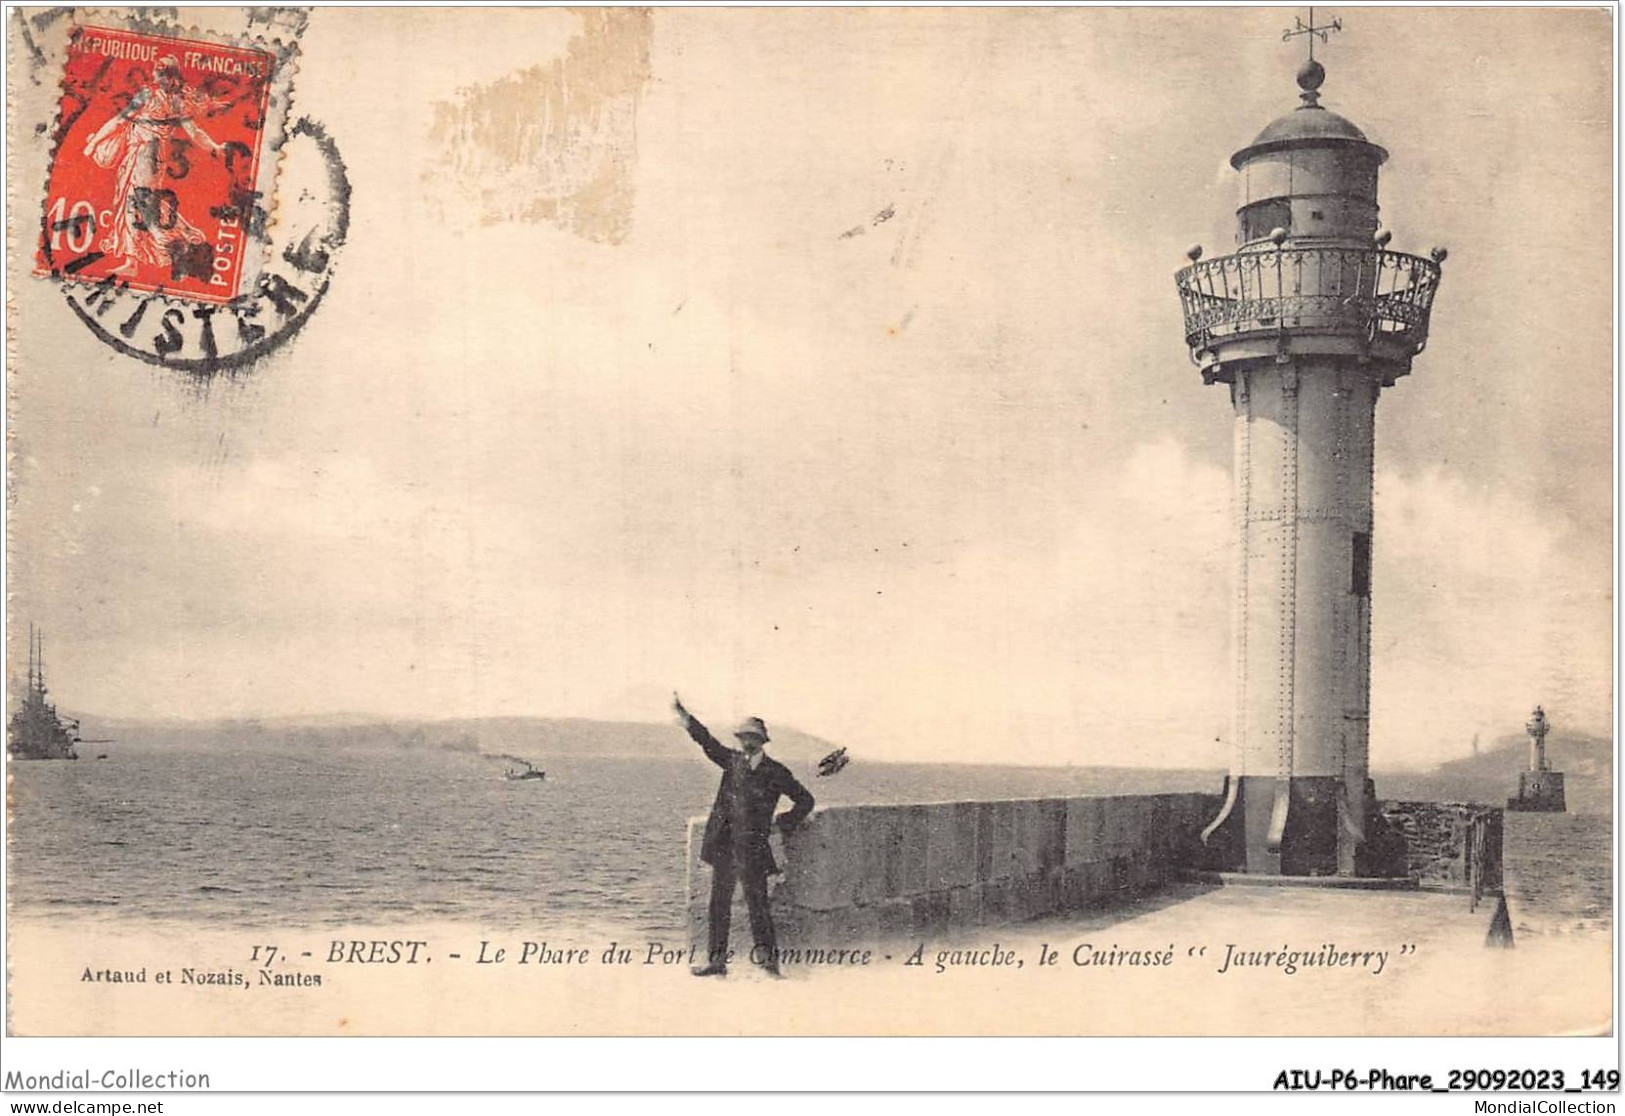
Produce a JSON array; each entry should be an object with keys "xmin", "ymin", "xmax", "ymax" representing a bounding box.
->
[
  {"xmin": 1296, "ymin": 58, "xmax": 1326, "ymax": 93},
  {"xmin": 1374, "ymin": 229, "xmax": 1392, "ymax": 248},
  {"xmin": 1430, "ymin": 246, "xmax": 1449, "ymax": 263},
  {"xmin": 1269, "ymin": 227, "xmax": 1288, "ymax": 246},
  {"xmin": 1186, "ymin": 244, "xmax": 1203, "ymax": 262}
]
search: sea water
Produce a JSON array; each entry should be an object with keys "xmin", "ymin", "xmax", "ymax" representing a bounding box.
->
[{"xmin": 7, "ymin": 741, "xmax": 1610, "ymax": 938}]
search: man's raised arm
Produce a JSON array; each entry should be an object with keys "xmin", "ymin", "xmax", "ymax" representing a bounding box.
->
[{"xmin": 672, "ymin": 692, "xmax": 732, "ymax": 768}]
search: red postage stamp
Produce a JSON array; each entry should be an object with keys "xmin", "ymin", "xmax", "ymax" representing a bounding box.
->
[{"xmin": 35, "ymin": 24, "xmax": 286, "ymax": 304}]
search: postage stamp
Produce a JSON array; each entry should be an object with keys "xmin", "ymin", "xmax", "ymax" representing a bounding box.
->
[
  {"xmin": 34, "ymin": 22, "xmax": 289, "ymax": 303},
  {"xmin": 17, "ymin": 10, "xmax": 345, "ymax": 377}
]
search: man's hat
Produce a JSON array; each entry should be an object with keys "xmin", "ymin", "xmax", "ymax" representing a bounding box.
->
[{"xmin": 733, "ymin": 716, "xmax": 770, "ymax": 742}]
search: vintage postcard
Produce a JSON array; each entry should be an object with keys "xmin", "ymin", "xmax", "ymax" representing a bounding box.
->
[{"xmin": 3, "ymin": 4, "xmax": 1614, "ymax": 1058}]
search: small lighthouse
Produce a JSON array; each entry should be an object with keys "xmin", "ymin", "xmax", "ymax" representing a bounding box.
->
[
  {"xmin": 1508, "ymin": 706, "xmax": 1566, "ymax": 812},
  {"xmin": 1175, "ymin": 15, "xmax": 1444, "ymax": 876}
]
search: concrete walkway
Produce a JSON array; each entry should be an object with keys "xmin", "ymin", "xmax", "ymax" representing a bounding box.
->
[
  {"xmin": 11, "ymin": 883, "xmax": 1609, "ymax": 1036},
  {"xmin": 677, "ymin": 882, "xmax": 1605, "ymax": 1036}
]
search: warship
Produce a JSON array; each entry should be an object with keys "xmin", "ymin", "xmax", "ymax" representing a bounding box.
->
[{"xmin": 9, "ymin": 627, "xmax": 84, "ymax": 760}]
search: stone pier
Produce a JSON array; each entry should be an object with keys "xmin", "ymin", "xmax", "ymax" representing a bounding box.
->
[
  {"xmin": 686, "ymin": 793, "xmax": 1506, "ymax": 956},
  {"xmin": 686, "ymin": 793, "xmax": 1218, "ymax": 955}
]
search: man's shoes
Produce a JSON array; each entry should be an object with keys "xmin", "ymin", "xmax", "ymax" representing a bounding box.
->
[{"xmin": 690, "ymin": 962, "xmax": 728, "ymax": 977}]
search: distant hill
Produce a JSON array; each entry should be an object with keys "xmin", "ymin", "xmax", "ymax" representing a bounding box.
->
[
  {"xmin": 68, "ymin": 712, "xmax": 838, "ymax": 766},
  {"xmin": 1376, "ymin": 731, "xmax": 1614, "ymax": 815},
  {"xmin": 59, "ymin": 712, "xmax": 1615, "ymax": 815}
]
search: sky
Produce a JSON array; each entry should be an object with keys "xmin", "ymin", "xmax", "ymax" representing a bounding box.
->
[{"xmin": 8, "ymin": 7, "xmax": 1613, "ymax": 769}]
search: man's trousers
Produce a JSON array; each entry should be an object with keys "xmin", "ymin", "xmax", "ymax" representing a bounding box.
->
[{"xmin": 706, "ymin": 851, "xmax": 777, "ymax": 965}]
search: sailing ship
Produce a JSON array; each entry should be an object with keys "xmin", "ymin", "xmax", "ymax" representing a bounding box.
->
[{"xmin": 9, "ymin": 627, "xmax": 83, "ymax": 760}]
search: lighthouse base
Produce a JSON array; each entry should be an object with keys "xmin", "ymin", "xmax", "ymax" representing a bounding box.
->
[
  {"xmin": 1507, "ymin": 771, "xmax": 1566, "ymax": 813},
  {"xmin": 1200, "ymin": 775, "xmax": 1409, "ymax": 879}
]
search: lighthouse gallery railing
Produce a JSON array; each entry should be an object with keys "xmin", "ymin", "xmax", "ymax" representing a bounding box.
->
[{"xmin": 1175, "ymin": 246, "xmax": 1441, "ymax": 354}]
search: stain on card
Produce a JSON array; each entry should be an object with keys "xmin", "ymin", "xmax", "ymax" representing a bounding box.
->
[{"xmin": 427, "ymin": 9, "xmax": 652, "ymax": 244}]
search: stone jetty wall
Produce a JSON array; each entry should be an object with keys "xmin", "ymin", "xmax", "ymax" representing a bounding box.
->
[
  {"xmin": 685, "ymin": 793, "xmax": 1509, "ymax": 955},
  {"xmin": 1376, "ymin": 800, "xmax": 1505, "ymax": 893},
  {"xmin": 685, "ymin": 794, "xmax": 1220, "ymax": 956}
]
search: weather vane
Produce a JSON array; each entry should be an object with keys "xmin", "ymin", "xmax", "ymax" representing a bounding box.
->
[{"xmin": 1282, "ymin": 7, "xmax": 1341, "ymax": 62}]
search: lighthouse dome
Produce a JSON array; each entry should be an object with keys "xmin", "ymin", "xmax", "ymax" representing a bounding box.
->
[{"xmin": 1231, "ymin": 104, "xmax": 1388, "ymax": 168}]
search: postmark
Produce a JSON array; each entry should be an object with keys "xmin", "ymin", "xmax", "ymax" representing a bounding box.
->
[
  {"xmin": 59, "ymin": 115, "xmax": 350, "ymax": 377},
  {"xmin": 27, "ymin": 12, "xmax": 347, "ymax": 377}
]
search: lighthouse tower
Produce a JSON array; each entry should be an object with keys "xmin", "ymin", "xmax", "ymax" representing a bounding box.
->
[
  {"xmin": 1174, "ymin": 30, "xmax": 1443, "ymax": 876},
  {"xmin": 1508, "ymin": 705, "xmax": 1566, "ymax": 812}
]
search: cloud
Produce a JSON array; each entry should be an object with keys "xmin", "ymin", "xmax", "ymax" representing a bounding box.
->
[
  {"xmin": 723, "ymin": 437, "xmax": 1235, "ymax": 767},
  {"xmin": 1370, "ymin": 467, "xmax": 1611, "ymax": 766}
]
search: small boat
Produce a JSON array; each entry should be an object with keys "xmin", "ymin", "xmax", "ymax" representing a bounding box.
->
[{"xmin": 503, "ymin": 757, "xmax": 545, "ymax": 782}]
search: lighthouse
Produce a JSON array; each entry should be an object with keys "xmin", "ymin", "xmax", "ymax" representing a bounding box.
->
[
  {"xmin": 1508, "ymin": 706, "xmax": 1566, "ymax": 812},
  {"xmin": 1175, "ymin": 22, "xmax": 1444, "ymax": 876}
]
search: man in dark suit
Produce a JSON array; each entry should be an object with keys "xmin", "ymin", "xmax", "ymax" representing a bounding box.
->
[{"xmin": 674, "ymin": 693, "xmax": 815, "ymax": 977}]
